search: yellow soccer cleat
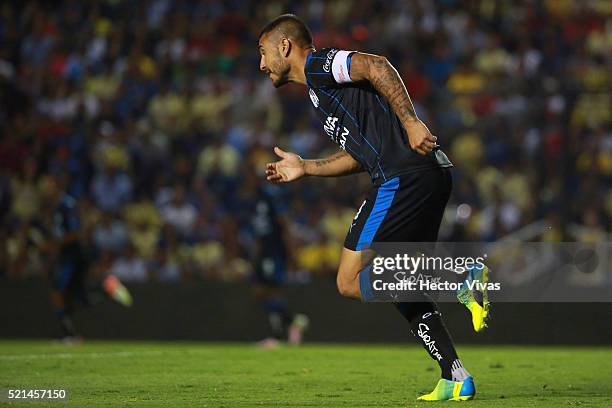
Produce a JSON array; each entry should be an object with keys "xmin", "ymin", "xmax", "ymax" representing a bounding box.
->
[
  {"xmin": 417, "ymin": 376, "xmax": 476, "ymax": 401},
  {"xmin": 457, "ymin": 264, "xmax": 490, "ymax": 333}
]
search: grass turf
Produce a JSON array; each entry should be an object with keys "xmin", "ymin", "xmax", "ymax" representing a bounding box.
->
[{"xmin": 0, "ymin": 341, "xmax": 611, "ymax": 407}]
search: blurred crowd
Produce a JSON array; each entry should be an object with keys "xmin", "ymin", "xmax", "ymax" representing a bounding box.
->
[{"xmin": 0, "ymin": 0, "xmax": 610, "ymax": 282}]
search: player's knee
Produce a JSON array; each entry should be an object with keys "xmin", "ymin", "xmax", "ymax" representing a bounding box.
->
[
  {"xmin": 336, "ymin": 274, "xmax": 358, "ymax": 299},
  {"xmin": 336, "ymin": 277, "xmax": 349, "ymax": 297}
]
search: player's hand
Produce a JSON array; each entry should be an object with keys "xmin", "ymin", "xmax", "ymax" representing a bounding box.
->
[
  {"xmin": 404, "ymin": 119, "xmax": 438, "ymax": 155},
  {"xmin": 265, "ymin": 147, "xmax": 306, "ymax": 183}
]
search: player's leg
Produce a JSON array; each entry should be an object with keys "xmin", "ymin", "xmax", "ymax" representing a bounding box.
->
[
  {"xmin": 394, "ymin": 297, "xmax": 475, "ymax": 401},
  {"xmin": 386, "ymin": 168, "xmax": 474, "ymax": 400},
  {"xmin": 393, "ymin": 167, "xmax": 488, "ymax": 333},
  {"xmin": 338, "ymin": 226, "xmax": 473, "ymax": 399},
  {"xmin": 336, "ymin": 247, "xmax": 371, "ymax": 300},
  {"xmin": 51, "ymin": 289, "xmax": 77, "ymax": 338},
  {"xmin": 456, "ymin": 262, "xmax": 490, "ymax": 332},
  {"xmin": 51, "ymin": 262, "xmax": 79, "ymax": 340},
  {"xmin": 253, "ymin": 284, "xmax": 292, "ymax": 343},
  {"xmin": 394, "ymin": 298, "xmax": 472, "ymax": 377},
  {"xmin": 91, "ymin": 251, "xmax": 133, "ymax": 307},
  {"xmin": 76, "ymin": 255, "xmax": 133, "ymax": 308},
  {"xmin": 252, "ymin": 255, "xmax": 308, "ymax": 346},
  {"xmin": 343, "ymin": 169, "xmax": 475, "ymax": 400},
  {"xmin": 338, "ymin": 187, "xmax": 380, "ymax": 300},
  {"xmin": 102, "ymin": 274, "xmax": 133, "ymax": 307}
]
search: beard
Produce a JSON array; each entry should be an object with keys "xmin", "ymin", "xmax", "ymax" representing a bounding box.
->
[{"xmin": 271, "ymin": 60, "xmax": 291, "ymax": 88}]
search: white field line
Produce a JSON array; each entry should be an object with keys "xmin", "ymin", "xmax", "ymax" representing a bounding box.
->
[{"xmin": 0, "ymin": 350, "xmax": 164, "ymax": 361}]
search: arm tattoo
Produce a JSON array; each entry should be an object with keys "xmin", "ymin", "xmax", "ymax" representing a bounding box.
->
[
  {"xmin": 368, "ymin": 57, "xmax": 418, "ymax": 124},
  {"xmin": 314, "ymin": 151, "xmax": 347, "ymax": 167},
  {"xmin": 306, "ymin": 150, "xmax": 363, "ymax": 176}
]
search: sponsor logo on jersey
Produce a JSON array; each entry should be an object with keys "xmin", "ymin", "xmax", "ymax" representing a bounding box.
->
[
  {"xmin": 309, "ymin": 89, "xmax": 319, "ymax": 108},
  {"xmin": 337, "ymin": 64, "xmax": 348, "ymax": 82},
  {"xmin": 323, "ymin": 49, "xmax": 339, "ymax": 73},
  {"xmin": 323, "ymin": 116, "xmax": 348, "ymax": 150}
]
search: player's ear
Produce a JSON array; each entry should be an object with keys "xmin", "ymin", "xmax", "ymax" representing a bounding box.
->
[{"xmin": 279, "ymin": 38, "xmax": 291, "ymax": 58}]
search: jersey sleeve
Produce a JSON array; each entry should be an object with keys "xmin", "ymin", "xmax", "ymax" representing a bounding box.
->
[{"xmin": 304, "ymin": 48, "xmax": 356, "ymax": 88}]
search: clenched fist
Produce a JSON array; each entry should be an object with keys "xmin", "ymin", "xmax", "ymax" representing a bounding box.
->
[{"xmin": 405, "ymin": 119, "xmax": 438, "ymax": 155}]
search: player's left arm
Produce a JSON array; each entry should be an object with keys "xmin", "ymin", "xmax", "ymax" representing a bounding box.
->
[
  {"xmin": 266, "ymin": 147, "xmax": 363, "ymax": 183},
  {"xmin": 348, "ymin": 52, "xmax": 437, "ymax": 155}
]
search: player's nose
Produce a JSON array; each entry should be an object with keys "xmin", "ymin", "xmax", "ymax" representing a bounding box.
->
[{"xmin": 259, "ymin": 56, "xmax": 267, "ymax": 72}]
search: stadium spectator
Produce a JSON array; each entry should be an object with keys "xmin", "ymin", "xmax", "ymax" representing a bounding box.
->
[
  {"xmin": 92, "ymin": 211, "xmax": 129, "ymax": 255},
  {"xmin": 159, "ymin": 184, "xmax": 198, "ymax": 238},
  {"xmin": 108, "ymin": 243, "xmax": 148, "ymax": 282},
  {"xmin": 91, "ymin": 164, "xmax": 133, "ymax": 213}
]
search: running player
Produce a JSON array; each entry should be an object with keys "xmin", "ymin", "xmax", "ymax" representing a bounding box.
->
[
  {"xmin": 241, "ymin": 171, "xmax": 309, "ymax": 347},
  {"xmin": 258, "ymin": 14, "xmax": 484, "ymax": 401},
  {"xmin": 42, "ymin": 176, "xmax": 132, "ymax": 341}
]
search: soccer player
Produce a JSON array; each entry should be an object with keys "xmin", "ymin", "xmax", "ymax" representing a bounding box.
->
[
  {"xmin": 41, "ymin": 176, "xmax": 132, "ymax": 341},
  {"xmin": 258, "ymin": 14, "xmax": 483, "ymax": 401},
  {"xmin": 241, "ymin": 171, "xmax": 309, "ymax": 347}
]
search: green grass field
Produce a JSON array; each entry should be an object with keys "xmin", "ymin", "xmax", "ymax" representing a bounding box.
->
[{"xmin": 1, "ymin": 341, "xmax": 611, "ymax": 407}]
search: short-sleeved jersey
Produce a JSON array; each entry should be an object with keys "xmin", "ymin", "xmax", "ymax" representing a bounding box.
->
[{"xmin": 304, "ymin": 48, "xmax": 453, "ymax": 186}]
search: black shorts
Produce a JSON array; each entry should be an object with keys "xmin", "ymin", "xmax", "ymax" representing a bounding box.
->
[
  {"xmin": 252, "ymin": 254, "xmax": 286, "ymax": 286},
  {"xmin": 53, "ymin": 261, "xmax": 87, "ymax": 298},
  {"xmin": 344, "ymin": 167, "xmax": 452, "ymax": 250}
]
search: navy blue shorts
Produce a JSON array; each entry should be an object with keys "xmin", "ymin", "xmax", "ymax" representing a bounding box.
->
[
  {"xmin": 53, "ymin": 261, "xmax": 87, "ymax": 301},
  {"xmin": 252, "ymin": 254, "xmax": 286, "ymax": 286},
  {"xmin": 344, "ymin": 167, "xmax": 452, "ymax": 250}
]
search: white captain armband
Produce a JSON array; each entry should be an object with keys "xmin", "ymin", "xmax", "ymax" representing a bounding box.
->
[{"xmin": 331, "ymin": 50, "xmax": 354, "ymax": 84}]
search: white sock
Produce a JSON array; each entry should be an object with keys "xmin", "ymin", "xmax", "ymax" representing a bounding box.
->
[{"xmin": 451, "ymin": 359, "xmax": 471, "ymax": 381}]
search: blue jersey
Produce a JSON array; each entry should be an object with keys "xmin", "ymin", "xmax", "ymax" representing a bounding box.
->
[
  {"xmin": 304, "ymin": 48, "xmax": 452, "ymax": 186},
  {"xmin": 52, "ymin": 195, "xmax": 83, "ymax": 264},
  {"xmin": 251, "ymin": 189, "xmax": 286, "ymax": 258}
]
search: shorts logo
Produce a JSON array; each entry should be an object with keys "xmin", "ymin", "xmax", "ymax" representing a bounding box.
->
[
  {"xmin": 349, "ymin": 200, "xmax": 366, "ymax": 232},
  {"xmin": 309, "ymin": 89, "xmax": 319, "ymax": 108},
  {"xmin": 323, "ymin": 49, "xmax": 338, "ymax": 73}
]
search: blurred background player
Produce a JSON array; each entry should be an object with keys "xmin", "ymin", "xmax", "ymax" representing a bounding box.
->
[
  {"xmin": 240, "ymin": 170, "xmax": 308, "ymax": 348},
  {"xmin": 41, "ymin": 175, "xmax": 132, "ymax": 341}
]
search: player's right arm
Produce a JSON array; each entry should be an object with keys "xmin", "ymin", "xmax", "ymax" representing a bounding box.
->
[
  {"xmin": 304, "ymin": 48, "xmax": 437, "ymax": 155},
  {"xmin": 266, "ymin": 146, "xmax": 363, "ymax": 183},
  {"xmin": 345, "ymin": 52, "xmax": 437, "ymax": 155}
]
